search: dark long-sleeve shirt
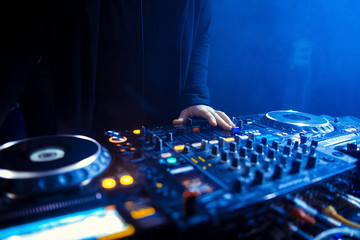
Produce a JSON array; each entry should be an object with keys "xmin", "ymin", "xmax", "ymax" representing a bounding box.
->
[{"xmin": 0, "ymin": 0, "xmax": 212, "ymax": 138}]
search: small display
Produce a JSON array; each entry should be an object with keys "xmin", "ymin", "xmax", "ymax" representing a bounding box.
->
[{"xmin": 0, "ymin": 206, "xmax": 134, "ymax": 240}]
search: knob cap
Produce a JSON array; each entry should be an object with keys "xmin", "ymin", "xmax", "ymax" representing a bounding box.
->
[
  {"xmin": 306, "ymin": 155, "xmax": 317, "ymax": 169},
  {"xmin": 293, "ymin": 141, "xmax": 299, "ymax": 151},
  {"xmin": 221, "ymin": 150, "xmax": 229, "ymax": 163},
  {"xmin": 165, "ymin": 133, "xmax": 173, "ymax": 142},
  {"xmin": 287, "ymin": 139, "xmax": 292, "ymax": 146},
  {"xmin": 218, "ymin": 137, "xmax": 225, "ymax": 148},
  {"xmin": 235, "ymin": 135, "xmax": 241, "ymax": 145},
  {"xmin": 261, "ymin": 137, "xmax": 268, "ymax": 146},
  {"xmin": 250, "ymin": 152, "xmax": 259, "ymax": 165},
  {"xmin": 246, "ymin": 139, "xmax": 253, "ymax": 149},
  {"xmin": 267, "ymin": 148, "xmax": 275, "ymax": 160},
  {"xmin": 272, "ymin": 164, "xmax": 283, "ymax": 180},
  {"xmin": 231, "ymin": 156, "xmax": 240, "ymax": 169},
  {"xmin": 290, "ymin": 160, "xmax": 301, "ymax": 174},
  {"xmin": 252, "ymin": 170, "xmax": 264, "ymax": 186},
  {"xmin": 272, "ymin": 141, "xmax": 279, "ymax": 151},
  {"xmin": 200, "ymin": 140, "xmax": 208, "ymax": 151},
  {"xmin": 183, "ymin": 145, "xmax": 190, "ymax": 154},
  {"xmin": 300, "ymin": 135, "xmax": 307, "ymax": 144},
  {"xmin": 256, "ymin": 144, "xmax": 264, "ymax": 154},
  {"xmin": 311, "ymin": 140, "xmax": 318, "ymax": 147},
  {"xmin": 229, "ymin": 142, "xmax": 237, "ymax": 153},
  {"xmin": 211, "ymin": 145, "xmax": 219, "ymax": 156},
  {"xmin": 155, "ymin": 138, "xmax": 163, "ymax": 151},
  {"xmin": 283, "ymin": 146, "xmax": 291, "ymax": 155},
  {"xmin": 239, "ymin": 147, "xmax": 247, "ymax": 158}
]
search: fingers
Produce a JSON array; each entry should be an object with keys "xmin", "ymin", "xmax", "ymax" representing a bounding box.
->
[
  {"xmin": 210, "ymin": 111, "xmax": 233, "ymax": 130},
  {"xmin": 172, "ymin": 110, "xmax": 190, "ymax": 125},
  {"xmin": 173, "ymin": 105, "xmax": 234, "ymax": 131},
  {"xmin": 198, "ymin": 110, "xmax": 217, "ymax": 126},
  {"xmin": 215, "ymin": 111, "xmax": 236, "ymax": 127}
]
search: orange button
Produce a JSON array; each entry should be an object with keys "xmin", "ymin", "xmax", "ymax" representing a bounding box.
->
[
  {"xmin": 102, "ymin": 178, "xmax": 117, "ymax": 189},
  {"xmin": 120, "ymin": 175, "xmax": 134, "ymax": 186}
]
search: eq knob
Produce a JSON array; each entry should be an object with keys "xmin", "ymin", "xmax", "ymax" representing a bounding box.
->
[
  {"xmin": 200, "ymin": 140, "xmax": 208, "ymax": 151},
  {"xmin": 300, "ymin": 135, "xmax": 307, "ymax": 144},
  {"xmin": 231, "ymin": 156, "xmax": 240, "ymax": 169},
  {"xmin": 211, "ymin": 145, "xmax": 219, "ymax": 156},
  {"xmin": 239, "ymin": 147, "xmax": 247, "ymax": 158},
  {"xmin": 306, "ymin": 155, "xmax": 317, "ymax": 169},
  {"xmin": 272, "ymin": 164, "xmax": 283, "ymax": 180},
  {"xmin": 272, "ymin": 141, "xmax": 279, "ymax": 151},
  {"xmin": 252, "ymin": 170, "xmax": 264, "ymax": 186},
  {"xmin": 283, "ymin": 146, "xmax": 291, "ymax": 155},
  {"xmin": 290, "ymin": 160, "xmax": 301, "ymax": 174},
  {"xmin": 155, "ymin": 138, "xmax": 163, "ymax": 151},
  {"xmin": 293, "ymin": 141, "xmax": 299, "ymax": 151},
  {"xmin": 218, "ymin": 137, "xmax": 225, "ymax": 148},
  {"xmin": 229, "ymin": 142, "xmax": 237, "ymax": 153},
  {"xmin": 246, "ymin": 139, "xmax": 253, "ymax": 149},
  {"xmin": 183, "ymin": 145, "xmax": 190, "ymax": 154},
  {"xmin": 267, "ymin": 148, "xmax": 275, "ymax": 160},
  {"xmin": 261, "ymin": 137, "xmax": 267, "ymax": 146},
  {"xmin": 221, "ymin": 150, "xmax": 229, "ymax": 163},
  {"xmin": 165, "ymin": 133, "xmax": 173, "ymax": 142},
  {"xmin": 256, "ymin": 144, "xmax": 264, "ymax": 154},
  {"xmin": 250, "ymin": 152, "xmax": 259, "ymax": 165}
]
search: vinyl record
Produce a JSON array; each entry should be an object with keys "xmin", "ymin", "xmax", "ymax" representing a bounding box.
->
[
  {"xmin": 0, "ymin": 135, "xmax": 111, "ymax": 196},
  {"xmin": 261, "ymin": 110, "xmax": 334, "ymax": 133}
]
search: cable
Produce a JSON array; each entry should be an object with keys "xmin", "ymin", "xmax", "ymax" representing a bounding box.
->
[
  {"xmin": 313, "ymin": 227, "xmax": 360, "ymax": 240},
  {"xmin": 323, "ymin": 205, "xmax": 360, "ymax": 230}
]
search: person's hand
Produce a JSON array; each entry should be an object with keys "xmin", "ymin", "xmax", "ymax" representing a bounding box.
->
[{"xmin": 172, "ymin": 105, "xmax": 235, "ymax": 130}]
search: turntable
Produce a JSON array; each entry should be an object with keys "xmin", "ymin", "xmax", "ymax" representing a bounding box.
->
[
  {"xmin": 260, "ymin": 110, "xmax": 335, "ymax": 134},
  {"xmin": 0, "ymin": 135, "xmax": 111, "ymax": 197}
]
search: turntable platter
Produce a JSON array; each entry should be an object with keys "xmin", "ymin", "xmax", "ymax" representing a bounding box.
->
[
  {"xmin": 260, "ymin": 110, "xmax": 335, "ymax": 134},
  {"xmin": 0, "ymin": 135, "xmax": 111, "ymax": 196}
]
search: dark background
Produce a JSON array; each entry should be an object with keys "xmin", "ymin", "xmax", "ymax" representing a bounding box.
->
[{"xmin": 207, "ymin": 0, "xmax": 360, "ymax": 118}]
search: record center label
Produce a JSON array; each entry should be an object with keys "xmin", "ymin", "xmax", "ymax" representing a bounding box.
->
[{"xmin": 30, "ymin": 147, "xmax": 65, "ymax": 162}]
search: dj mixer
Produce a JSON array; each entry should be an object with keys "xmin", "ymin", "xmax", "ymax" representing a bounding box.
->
[{"xmin": 0, "ymin": 110, "xmax": 360, "ymax": 240}]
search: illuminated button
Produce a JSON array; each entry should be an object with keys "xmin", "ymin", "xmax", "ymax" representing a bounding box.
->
[
  {"xmin": 156, "ymin": 183, "xmax": 163, "ymax": 188},
  {"xmin": 192, "ymin": 142, "xmax": 201, "ymax": 148},
  {"xmin": 174, "ymin": 145, "xmax": 185, "ymax": 151},
  {"xmin": 133, "ymin": 129, "xmax": 141, "ymax": 135},
  {"xmin": 167, "ymin": 157, "xmax": 177, "ymax": 164},
  {"xmin": 109, "ymin": 136, "xmax": 127, "ymax": 144},
  {"xmin": 120, "ymin": 175, "xmax": 134, "ymax": 186},
  {"xmin": 192, "ymin": 126, "xmax": 200, "ymax": 133},
  {"xmin": 225, "ymin": 137, "xmax": 235, "ymax": 143},
  {"xmin": 161, "ymin": 152, "xmax": 172, "ymax": 158},
  {"xmin": 102, "ymin": 178, "xmax": 117, "ymax": 189},
  {"xmin": 131, "ymin": 207, "xmax": 156, "ymax": 219}
]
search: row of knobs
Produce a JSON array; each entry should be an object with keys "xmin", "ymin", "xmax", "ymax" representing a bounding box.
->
[{"xmin": 197, "ymin": 136, "xmax": 319, "ymax": 189}]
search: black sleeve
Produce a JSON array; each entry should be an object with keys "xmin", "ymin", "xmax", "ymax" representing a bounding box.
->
[
  {"xmin": 0, "ymin": 1, "xmax": 44, "ymax": 126},
  {"xmin": 180, "ymin": 0, "xmax": 211, "ymax": 110}
]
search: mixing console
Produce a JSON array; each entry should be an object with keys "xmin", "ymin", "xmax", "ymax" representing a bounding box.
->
[{"xmin": 0, "ymin": 110, "xmax": 360, "ymax": 240}]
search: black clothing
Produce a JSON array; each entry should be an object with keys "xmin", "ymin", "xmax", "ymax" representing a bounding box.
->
[{"xmin": 0, "ymin": 0, "xmax": 211, "ymax": 139}]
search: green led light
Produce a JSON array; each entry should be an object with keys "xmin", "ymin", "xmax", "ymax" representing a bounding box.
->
[{"xmin": 167, "ymin": 157, "xmax": 177, "ymax": 164}]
